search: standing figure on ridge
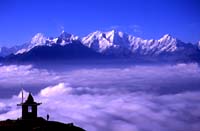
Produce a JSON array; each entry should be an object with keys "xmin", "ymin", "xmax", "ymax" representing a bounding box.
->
[{"xmin": 47, "ymin": 114, "xmax": 49, "ymax": 121}]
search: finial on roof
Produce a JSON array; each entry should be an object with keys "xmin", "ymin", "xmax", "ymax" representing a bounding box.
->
[{"xmin": 26, "ymin": 93, "xmax": 34, "ymax": 103}]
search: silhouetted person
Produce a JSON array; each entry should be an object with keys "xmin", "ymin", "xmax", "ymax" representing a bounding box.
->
[{"xmin": 47, "ymin": 114, "xmax": 49, "ymax": 121}]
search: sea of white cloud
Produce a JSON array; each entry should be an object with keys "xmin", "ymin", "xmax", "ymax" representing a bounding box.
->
[{"xmin": 0, "ymin": 63, "xmax": 200, "ymax": 131}]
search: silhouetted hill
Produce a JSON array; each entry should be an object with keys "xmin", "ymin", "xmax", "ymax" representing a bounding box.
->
[
  {"xmin": 0, "ymin": 117, "xmax": 85, "ymax": 131},
  {"xmin": 0, "ymin": 93, "xmax": 86, "ymax": 131}
]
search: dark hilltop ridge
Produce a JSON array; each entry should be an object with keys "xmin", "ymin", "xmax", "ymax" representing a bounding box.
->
[{"xmin": 0, "ymin": 93, "xmax": 85, "ymax": 131}]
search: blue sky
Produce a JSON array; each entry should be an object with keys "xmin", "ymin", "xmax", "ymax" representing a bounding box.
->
[{"xmin": 0, "ymin": 0, "xmax": 200, "ymax": 46}]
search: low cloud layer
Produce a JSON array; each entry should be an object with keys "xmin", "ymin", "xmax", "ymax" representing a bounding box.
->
[
  {"xmin": 0, "ymin": 63, "xmax": 200, "ymax": 131},
  {"xmin": 1, "ymin": 63, "xmax": 200, "ymax": 94}
]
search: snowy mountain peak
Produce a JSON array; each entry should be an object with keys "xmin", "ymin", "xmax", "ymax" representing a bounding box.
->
[
  {"xmin": 61, "ymin": 30, "xmax": 65, "ymax": 34},
  {"xmin": 160, "ymin": 34, "xmax": 175, "ymax": 41},
  {"xmin": 16, "ymin": 31, "xmax": 82, "ymax": 55},
  {"xmin": 59, "ymin": 31, "xmax": 73, "ymax": 39},
  {"xmin": 159, "ymin": 34, "xmax": 176, "ymax": 43},
  {"xmin": 163, "ymin": 34, "xmax": 172, "ymax": 38},
  {"xmin": 31, "ymin": 33, "xmax": 46, "ymax": 45},
  {"xmin": 82, "ymin": 30, "xmax": 130, "ymax": 52},
  {"xmin": 60, "ymin": 31, "xmax": 79, "ymax": 40},
  {"xmin": 109, "ymin": 29, "xmax": 120, "ymax": 34},
  {"xmin": 16, "ymin": 33, "xmax": 47, "ymax": 54},
  {"xmin": 57, "ymin": 31, "xmax": 79, "ymax": 46},
  {"xmin": 106, "ymin": 30, "xmax": 125, "ymax": 38}
]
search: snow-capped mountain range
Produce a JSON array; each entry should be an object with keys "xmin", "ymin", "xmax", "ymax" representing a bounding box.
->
[
  {"xmin": 82, "ymin": 30, "xmax": 179, "ymax": 56},
  {"xmin": 0, "ymin": 30, "xmax": 200, "ymax": 62}
]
